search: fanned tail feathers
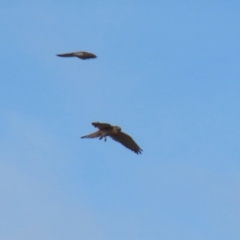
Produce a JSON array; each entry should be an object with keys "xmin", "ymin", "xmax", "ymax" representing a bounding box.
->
[{"xmin": 81, "ymin": 131, "xmax": 101, "ymax": 139}]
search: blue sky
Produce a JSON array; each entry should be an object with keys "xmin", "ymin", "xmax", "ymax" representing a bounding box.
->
[{"xmin": 1, "ymin": 1, "xmax": 240, "ymax": 239}]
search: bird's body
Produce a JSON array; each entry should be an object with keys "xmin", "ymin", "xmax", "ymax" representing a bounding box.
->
[
  {"xmin": 56, "ymin": 51, "xmax": 97, "ymax": 60},
  {"xmin": 81, "ymin": 122, "xmax": 142, "ymax": 154}
]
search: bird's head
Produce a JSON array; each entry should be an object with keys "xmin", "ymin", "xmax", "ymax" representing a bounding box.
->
[{"xmin": 113, "ymin": 126, "xmax": 121, "ymax": 134}]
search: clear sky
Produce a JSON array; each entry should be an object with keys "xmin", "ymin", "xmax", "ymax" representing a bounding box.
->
[{"xmin": 1, "ymin": 1, "xmax": 240, "ymax": 239}]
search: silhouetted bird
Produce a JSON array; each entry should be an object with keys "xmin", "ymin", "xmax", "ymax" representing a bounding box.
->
[
  {"xmin": 81, "ymin": 122, "xmax": 143, "ymax": 154},
  {"xmin": 56, "ymin": 51, "xmax": 97, "ymax": 60}
]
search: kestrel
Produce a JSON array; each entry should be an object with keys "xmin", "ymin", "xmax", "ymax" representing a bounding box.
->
[
  {"xmin": 56, "ymin": 51, "xmax": 97, "ymax": 60},
  {"xmin": 81, "ymin": 122, "xmax": 143, "ymax": 154}
]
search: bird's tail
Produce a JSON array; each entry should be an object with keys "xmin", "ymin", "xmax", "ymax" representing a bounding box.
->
[{"xmin": 81, "ymin": 131, "xmax": 101, "ymax": 139}]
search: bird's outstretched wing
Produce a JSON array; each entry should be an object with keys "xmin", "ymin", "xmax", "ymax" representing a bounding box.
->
[
  {"xmin": 92, "ymin": 122, "xmax": 112, "ymax": 130},
  {"xmin": 110, "ymin": 131, "xmax": 142, "ymax": 154},
  {"xmin": 56, "ymin": 52, "xmax": 76, "ymax": 57},
  {"xmin": 56, "ymin": 51, "xmax": 97, "ymax": 60}
]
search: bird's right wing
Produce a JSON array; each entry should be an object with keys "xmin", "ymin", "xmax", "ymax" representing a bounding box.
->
[{"xmin": 92, "ymin": 122, "xmax": 112, "ymax": 130}]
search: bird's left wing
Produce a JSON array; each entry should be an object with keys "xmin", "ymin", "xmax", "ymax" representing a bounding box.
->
[
  {"xmin": 110, "ymin": 132, "xmax": 142, "ymax": 154},
  {"xmin": 56, "ymin": 52, "xmax": 75, "ymax": 57}
]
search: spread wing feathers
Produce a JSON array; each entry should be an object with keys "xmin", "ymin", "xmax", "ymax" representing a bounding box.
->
[
  {"xmin": 56, "ymin": 51, "xmax": 97, "ymax": 59},
  {"xmin": 110, "ymin": 132, "xmax": 143, "ymax": 154},
  {"xmin": 81, "ymin": 131, "xmax": 101, "ymax": 139},
  {"xmin": 92, "ymin": 122, "xmax": 112, "ymax": 130}
]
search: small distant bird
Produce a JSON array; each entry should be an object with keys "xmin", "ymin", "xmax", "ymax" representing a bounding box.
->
[
  {"xmin": 56, "ymin": 51, "xmax": 97, "ymax": 60},
  {"xmin": 81, "ymin": 122, "xmax": 143, "ymax": 154}
]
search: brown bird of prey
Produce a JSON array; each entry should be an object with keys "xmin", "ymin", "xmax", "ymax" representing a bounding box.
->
[
  {"xmin": 81, "ymin": 122, "xmax": 143, "ymax": 154},
  {"xmin": 56, "ymin": 51, "xmax": 97, "ymax": 60}
]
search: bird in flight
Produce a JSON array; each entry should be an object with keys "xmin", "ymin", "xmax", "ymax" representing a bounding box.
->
[
  {"xmin": 56, "ymin": 51, "xmax": 97, "ymax": 60},
  {"xmin": 81, "ymin": 122, "xmax": 143, "ymax": 154}
]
